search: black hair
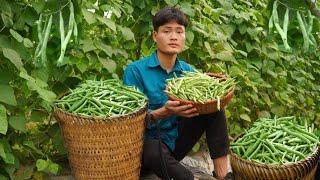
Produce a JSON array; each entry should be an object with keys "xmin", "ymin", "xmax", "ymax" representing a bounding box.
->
[{"xmin": 152, "ymin": 7, "xmax": 188, "ymax": 31}]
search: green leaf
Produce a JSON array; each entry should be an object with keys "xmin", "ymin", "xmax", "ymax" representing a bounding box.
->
[
  {"xmin": 258, "ymin": 111, "xmax": 271, "ymax": 118},
  {"xmin": 0, "ymin": 105, "xmax": 7, "ymax": 135},
  {"xmin": 240, "ymin": 114, "xmax": 251, "ymax": 122},
  {"xmin": 47, "ymin": 162, "xmax": 59, "ymax": 175},
  {"xmin": 271, "ymin": 105, "xmax": 286, "ymax": 116},
  {"xmin": 0, "ymin": 174, "xmax": 7, "ymax": 180},
  {"xmin": 9, "ymin": 114, "xmax": 26, "ymax": 132},
  {"xmin": 98, "ymin": 57, "xmax": 117, "ymax": 73},
  {"xmin": 0, "ymin": 0, "xmax": 11, "ymax": 15},
  {"xmin": 151, "ymin": 6, "xmax": 160, "ymax": 15},
  {"xmin": 33, "ymin": 86, "xmax": 56, "ymax": 103},
  {"xmin": 23, "ymin": 141, "xmax": 44, "ymax": 156},
  {"xmin": 3, "ymin": 152, "xmax": 14, "ymax": 164},
  {"xmin": 40, "ymin": 100, "xmax": 52, "ymax": 112},
  {"xmin": 30, "ymin": 1, "xmax": 45, "ymax": 14},
  {"xmin": 97, "ymin": 16, "xmax": 116, "ymax": 32},
  {"xmin": 186, "ymin": 30, "xmax": 194, "ymax": 46},
  {"xmin": 180, "ymin": 2, "xmax": 195, "ymax": 17},
  {"xmin": 0, "ymin": 141, "xmax": 6, "ymax": 160},
  {"xmin": 204, "ymin": 41, "xmax": 214, "ymax": 58},
  {"xmin": 0, "ymin": 139, "xmax": 11, "ymax": 152},
  {"xmin": 9, "ymin": 29, "xmax": 23, "ymax": 43},
  {"xmin": 32, "ymin": 68, "xmax": 49, "ymax": 83},
  {"xmin": 75, "ymin": 60, "xmax": 88, "ymax": 73},
  {"xmin": 81, "ymin": 38, "xmax": 96, "ymax": 52},
  {"xmin": 164, "ymin": 0, "xmax": 178, "ymax": 6},
  {"xmin": 94, "ymin": 41, "xmax": 113, "ymax": 57},
  {"xmin": 30, "ymin": 110, "xmax": 47, "ymax": 122},
  {"xmin": 4, "ymin": 165, "xmax": 15, "ymax": 180},
  {"xmin": 266, "ymin": 70, "xmax": 277, "ymax": 78},
  {"xmin": 215, "ymin": 51, "xmax": 236, "ymax": 62},
  {"xmin": 118, "ymin": 26, "xmax": 134, "ymax": 40},
  {"xmin": 1, "ymin": 13, "xmax": 13, "ymax": 27},
  {"xmin": 0, "ymin": 35, "xmax": 11, "ymax": 48},
  {"xmin": 2, "ymin": 48, "xmax": 23, "ymax": 69},
  {"xmin": 0, "ymin": 85, "xmax": 17, "ymax": 106},
  {"xmin": 19, "ymin": 69, "xmax": 56, "ymax": 102},
  {"xmin": 81, "ymin": 8, "xmax": 96, "ymax": 24},
  {"xmin": 238, "ymin": 24, "xmax": 247, "ymax": 35},
  {"xmin": 23, "ymin": 38, "xmax": 34, "ymax": 48},
  {"xmin": 36, "ymin": 159, "xmax": 48, "ymax": 171},
  {"xmin": 0, "ymin": 69, "xmax": 12, "ymax": 84},
  {"xmin": 260, "ymin": 92, "xmax": 271, "ymax": 107},
  {"xmin": 52, "ymin": 129, "xmax": 66, "ymax": 155}
]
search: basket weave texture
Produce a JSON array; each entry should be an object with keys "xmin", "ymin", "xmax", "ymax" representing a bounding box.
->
[
  {"xmin": 167, "ymin": 73, "xmax": 234, "ymax": 114},
  {"xmin": 230, "ymin": 147, "xmax": 320, "ymax": 180},
  {"xmin": 54, "ymin": 103, "xmax": 148, "ymax": 180}
]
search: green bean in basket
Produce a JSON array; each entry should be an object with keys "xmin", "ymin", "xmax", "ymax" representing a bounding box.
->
[
  {"xmin": 230, "ymin": 116, "xmax": 319, "ymax": 165},
  {"xmin": 165, "ymin": 71, "xmax": 235, "ymax": 108},
  {"xmin": 55, "ymin": 79, "xmax": 147, "ymax": 117}
]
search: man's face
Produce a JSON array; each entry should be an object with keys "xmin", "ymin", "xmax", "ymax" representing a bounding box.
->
[{"xmin": 153, "ymin": 21, "xmax": 186, "ymax": 55}]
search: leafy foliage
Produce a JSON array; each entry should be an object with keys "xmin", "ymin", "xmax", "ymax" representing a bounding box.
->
[{"xmin": 0, "ymin": 0, "xmax": 319, "ymax": 178}]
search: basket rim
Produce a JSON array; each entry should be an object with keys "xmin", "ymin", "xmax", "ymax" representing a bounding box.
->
[
  {"xmin": 230, "ymin": 146, "xmax": 320, "ymax": 168},
  {"xmin": 167, "ymin": 87, "xmax": 234, "ymax": 105},
  {"xmin": 53, "ymin": 101, "xmax": 148, "ymax": 122}
]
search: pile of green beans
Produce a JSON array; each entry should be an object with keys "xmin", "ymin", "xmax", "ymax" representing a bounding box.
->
[
  {"xmin": 166, "ymin": 71, "xmax": 235, "ymax": 106},
  {"xmin": 231, "ymin": 116, "xmax": 319, "ymax": 165},
  {"xmin": 55, "ymin": 79, "xmax": 147, "ymax": 118}
]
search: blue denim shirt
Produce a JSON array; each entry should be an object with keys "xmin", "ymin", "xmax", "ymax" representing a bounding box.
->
[{"xmin": 123, "ymin": 51, "xmax": 194, "ymax": 150}]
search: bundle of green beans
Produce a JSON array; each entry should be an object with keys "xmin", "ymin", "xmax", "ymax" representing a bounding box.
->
[
  {"xmin": 231, "ymin": 116, "xmax": 319, "ymax": 165},
  {"xmin": 55, "ymin": 79, "xmax": 147, "ymax": 118},
  {"xmin": 166, "ymin": 71, "xmax": 235, "ymax": 106}
]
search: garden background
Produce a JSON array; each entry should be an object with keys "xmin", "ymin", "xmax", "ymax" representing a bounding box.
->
[{"xmin": 0, "ymin": 0, "xmax": 319, "ymax": 178}]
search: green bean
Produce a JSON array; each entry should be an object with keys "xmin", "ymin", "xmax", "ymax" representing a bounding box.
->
[
  {"xmin": 57, "ymin": 1, "xmax": 75, "ymax": 66},
  {"xmin": 268, "ymin": 13, "xmax": 273, "ymax": 32},
  {"xmin": 35, "ymin": 14, "xmax": 52, "ymax": 67},
  {"xmin": 59, "ymin": 11, "xmax": 65, "ymax": 46},
  {"xmin": 231, "ymin": 116, "xmax": 318, "ymax": 165},
  {"xmin": 34, "ymin": 14, "xmax": 43, "ymax": 58},
  {"xmin": 166, "ymin": 71, "xmax": 235, "ymax": 108},
  {"xmin": 297, "ymin": 11, "xmax": 309, "ymax": 52},
  {"xmin": 55, "ymin": 79, "xmax": 147, "ymax": 120}
]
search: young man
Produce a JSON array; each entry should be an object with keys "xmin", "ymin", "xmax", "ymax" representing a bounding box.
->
[{"xmin": 123, "ymin": 7, "xmax": 230, "ymax": 180}]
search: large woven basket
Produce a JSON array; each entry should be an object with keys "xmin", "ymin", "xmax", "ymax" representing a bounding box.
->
[
  {"xmin": 230, "ymin": 147, "xmax": 320, "ymax": 180},
  {"xmin": 167, "ymin": 72, "xmax": 234, "ymax": 114},
  {"xmin": 54, "ymin": 102, "xmax": 148, "ymax": 180}
]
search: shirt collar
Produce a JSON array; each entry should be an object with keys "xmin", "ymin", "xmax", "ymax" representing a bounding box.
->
[{"xmin": 148, "ymin": 51, "xmax": 183, "ymax": 72}]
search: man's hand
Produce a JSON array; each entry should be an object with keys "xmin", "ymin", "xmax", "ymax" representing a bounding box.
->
[
  {"xmin": 164, "ymin": 100, "xmax": 199, "ymax": 118},
  {"xmin": 150, "ymin": 100, "xmax": 199, "ymax": 121}
]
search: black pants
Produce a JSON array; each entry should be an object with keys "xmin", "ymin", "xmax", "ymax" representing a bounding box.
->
[{"xmin": 140, "ymin": 110, "xmax": 229, "ymax": 180}]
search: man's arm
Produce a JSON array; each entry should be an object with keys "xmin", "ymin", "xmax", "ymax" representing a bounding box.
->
[
  {"xmin": 150, "ymin": 100, "xmax": 199, "ymax": 121},
  {"xmin": 213, "ymin": 155, "xmax": 228, "ymax": 179}
]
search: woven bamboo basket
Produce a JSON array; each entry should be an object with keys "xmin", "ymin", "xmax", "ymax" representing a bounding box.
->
[
  {"xmin": 54, "ymin": 102, "xmax": 148, "ymax": 180},
  {"xmin": 167, "ymin": 73, "xmax": 234, "ymax": 114},
  {"xmin": 230, "ymin": 147, "xmax": 320, "ymax": 180}
]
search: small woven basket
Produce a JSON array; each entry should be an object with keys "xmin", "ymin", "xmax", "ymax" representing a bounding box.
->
[
  {"xmin": 54, "ymin": 102, "xmax": 148, "ymax": 180},
  {"xmin": 167, "ymin": 72, "xmax": 234, "ymax": 114},
  {"xmin": 230, "ymin": 147, "xmax": 320, "ymax": 180}
]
